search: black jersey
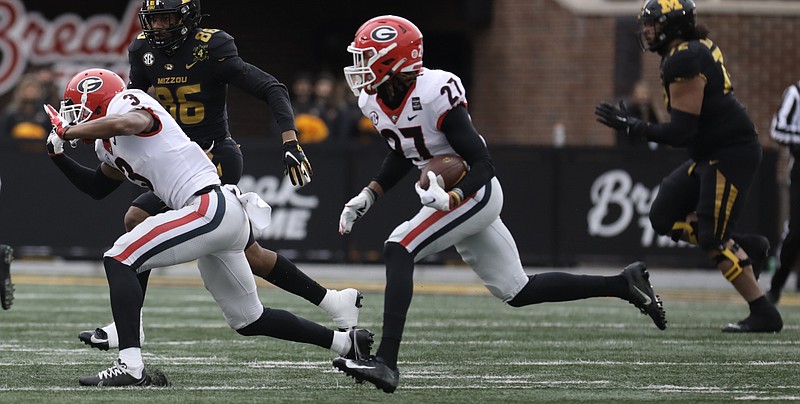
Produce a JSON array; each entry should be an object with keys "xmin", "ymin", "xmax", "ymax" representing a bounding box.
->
[
  {"xmin": 661, "ymin": 39, "xmax": 757, "ymax": 159},
  {"xmin": 128, "ymin": 28, "xmax": 296, "ymax": 143}
]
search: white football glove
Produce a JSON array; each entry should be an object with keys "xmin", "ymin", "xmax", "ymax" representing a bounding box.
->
[
  {"xmin": 46, "ymin": 129, "xmax": 65, "ymax": 156},
  {"xmin": 415, "ymin": 171, "xmax": 451, "ymax": 211},
  {"xmin": 339, "ymin": 187, "xmax": 376, "ymax": 235}
]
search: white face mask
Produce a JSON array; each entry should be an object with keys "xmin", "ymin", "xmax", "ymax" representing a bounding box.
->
[{"xmin": 58, "ymin": 96, "xmax": 93, "ymax": 126}]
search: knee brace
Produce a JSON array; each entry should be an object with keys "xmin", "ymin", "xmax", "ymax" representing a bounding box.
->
[
  {"xmin": 670, "ymin": 221, "xmax": 698, "ymax": 244},
  {"xmin": 713, "ymin": 243, "xmax": 752, "ymax": 282}
]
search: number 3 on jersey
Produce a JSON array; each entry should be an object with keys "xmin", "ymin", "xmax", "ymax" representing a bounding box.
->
[{"xmin": 154, "ymin": 85, "xmax": 205, "ymax": 125}]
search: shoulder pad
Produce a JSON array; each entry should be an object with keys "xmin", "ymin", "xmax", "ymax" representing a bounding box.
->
[
  {"xmin": 663, "ymin": 41, "xmax": 705, "ymax": 83},
  {"xmin": 128, "ymin": 34, "xmax": 147, "ymax": 53},
  {"xmin": 188, "ymin": 28, "xmax": 237, "ymax": 59},
  {"xmin": 416, "ymin": 69, "xmax": 467, "ymax": 105}
]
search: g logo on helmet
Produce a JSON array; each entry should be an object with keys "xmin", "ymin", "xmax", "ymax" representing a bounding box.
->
[
  {"xmin": 370, "ymin": 26, "xmax": 397, "ymax": 42},
  {"xmin": 77, "ymin": 76, "xmax": 104, "ymax": 94}
]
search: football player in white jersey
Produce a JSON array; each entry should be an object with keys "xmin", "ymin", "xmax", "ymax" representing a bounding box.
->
[
  {"xmin": 45, "ymin": 68, "xmax": 373, "ymax": 387},
  {"xmin": 80, "ymin": 0, "xmax": 362, "ymax": 355},
  {"xmin": 332, "ymin": 16, "xmax": 667, "ymax": 393}
]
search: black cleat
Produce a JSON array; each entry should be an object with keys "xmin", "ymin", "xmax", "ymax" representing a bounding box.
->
[
  {"xmin": 722, "ymin": 313, "xmax": 783, "ymax": 333},
  {"xmin": 78, "ymin": 328, "xmax": 111, "ymax": 351},
  {"xmin": 0, "ymin": 244, "xmax": 14, "ymax": 310},
  {"xmin": 621, "ymin": 261, "xmax": 667, "ymax": 330},
  {"xmin": 734, "ymin": 234, "xmax": 770, "ymax": 280},
  {"xmin": 333, "ymin": 355, "xmax": 399, "ymax": 393},
  {"xmin": 344, "ymin": 328, "xmax": 374, "ymax": 361},
  {"xmin": 79, "ymin": 359, "xmax": 151, "ymax": 387}
]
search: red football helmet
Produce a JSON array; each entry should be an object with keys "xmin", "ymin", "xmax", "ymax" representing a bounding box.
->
[
  {"xmin": 344, "ymin": 15, "xmax": 423, "ymax": 96},
  {"xmin": 59, "ymin": 68, "xmax": 126, "ymax": 125}
]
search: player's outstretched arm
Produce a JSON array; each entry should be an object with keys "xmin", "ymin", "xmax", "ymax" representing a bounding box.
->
[{"xmin": 59, "ymin": 110, "xmax": 155, "ymax": 141}]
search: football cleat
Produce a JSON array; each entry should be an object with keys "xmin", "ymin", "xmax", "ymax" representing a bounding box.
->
[
  {"xmin": 0, "ymin": 245, "xmax": 14, "ymax": 310},
  {"xmin": 333, "ymin": 355, "xmax": 400, "ymax": 393},
  {"xmin": 79, "ymin": 328, "xmax": 112, "ymax": 351},
  {"xmin": 79, "ymin": 359, "xmax": 151, "ymax": 387},
  {"xmin": 344, "ymin": 328, "xmax": 374, "ymax": 361},
  {"xmin": 321, "ymin": 288, "xmax": 363, "ymax": 331},
  {"xmin": 621, "ymin": 261, "xmax": 667, "ymax": 330},
  {"xmin": 722, "ymin": 313, "xmax": 783, "ymax": 333}
]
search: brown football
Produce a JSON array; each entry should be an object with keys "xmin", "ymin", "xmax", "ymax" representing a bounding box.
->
[{"xmin": 419, "ymin": 154, "xmax": 468, "ymax": 191}]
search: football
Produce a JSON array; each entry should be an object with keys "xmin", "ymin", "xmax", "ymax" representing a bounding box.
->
[{"xmin": 419, "ymin": 154, "xmax": 468, "ymax": 191}]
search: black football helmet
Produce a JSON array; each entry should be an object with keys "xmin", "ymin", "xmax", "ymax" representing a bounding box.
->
[
  {"xmin": 637, "ymin": 0, "xmax": 696, "ymax": 53},
  {"xmin": 138, "ymin": 0, "xmax": 202, "ymax": 55}
]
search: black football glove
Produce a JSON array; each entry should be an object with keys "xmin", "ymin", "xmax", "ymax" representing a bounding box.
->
[
  {"xmin": 282, "ymin": 140, "xmax": 313, "ymax": 187},
  {"xmin": 595, "ymin": 101, "xmax": 645, "ymax": 137}
]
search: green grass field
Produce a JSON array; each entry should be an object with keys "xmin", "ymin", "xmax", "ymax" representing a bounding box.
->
[{"xmin": 1, "ymin": 276, "xmax": 799, "ymax": 403}]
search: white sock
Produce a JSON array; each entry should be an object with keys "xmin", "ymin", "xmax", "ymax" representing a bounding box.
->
[
  {"xmin": 118, "ymin": 348, "xmax": 144, "ymax": 378},
  {"xmin": 330, "ymin": 330, "xmax": 351, "ymax": 356},
  {"xmin": 103, "ymin": 310, "xmax": 145, "ymax": 347},
  {"xmin": 102, "ymin": 323, "xmax": 119, "ymax": 347}
]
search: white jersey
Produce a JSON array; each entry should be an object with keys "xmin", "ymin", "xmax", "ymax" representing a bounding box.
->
[
  {"xmin": 94, "ymin": 89, "xmax": 220, "ymax": 210},
  {"xmin": 359, "ymin": 68, "xmax": 465, "ymax": 169}
]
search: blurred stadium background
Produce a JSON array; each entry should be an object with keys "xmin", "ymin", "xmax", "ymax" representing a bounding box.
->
[{"xmin": 0, "ymin": 0, "xmax": 798, "ymax": 273}]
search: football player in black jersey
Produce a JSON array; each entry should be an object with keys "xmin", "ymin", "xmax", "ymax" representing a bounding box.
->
[
  {"xmin": 596, "ymin": 0, "xmax": 782, "ymax": 333},
  {"xmin": 78, "ymin": 0, "xmax": 363, "ymax": 350}
]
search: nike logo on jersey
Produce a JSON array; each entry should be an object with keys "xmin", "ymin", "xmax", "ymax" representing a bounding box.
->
[
  {"xmin": 709, "ymin": 160, "xmax": 719, "ymax": 165},
  {"xmin": 407, "ymin": 115, "xmax": 418, "ymax": 121},
  {"xmin": 185, "ymin": 60, "xmax": 199, "ymax": 69},
  {"xmin": 632, "ymin": 286, "xmax": 652, "ymax": 306}
]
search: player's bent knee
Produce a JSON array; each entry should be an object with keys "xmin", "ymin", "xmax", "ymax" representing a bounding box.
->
[
  {"xmin": 236, "ymin": 321, "xmax": 259, "ymax": 336},
  {"xmin": 713, "ymin": 246, "xmax": 747, "ymax": 282},
  {"xmin": 234, "ymin": 307, "xmax": 268, "ymax": 335},
  {"xmin": 245, "ymin": 243, "xmax": 276, "ymax": 278},
  {"xmin": 124, "ymin": 207, "xmax": 150, "ymax": 232},
  {"xmin": 669, "ymin": 221, "xmax": 698, "ymax": 244},
  {"xmin": 384, "ymin": 241, "xmax": 411, "ymax": 260}
]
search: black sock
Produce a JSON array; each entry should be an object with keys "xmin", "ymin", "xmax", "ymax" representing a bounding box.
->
[
  {"xmin": 375, "ymin": 242, "xmax": 414, "ymax": 369},
  {"xmin": 236, "ymin": 307, "xmax": 332, "ymax": 348},
  {"xmin": 265, "ymin": 254, "xmax": 326, "ymax": 305},
  {"xmin": 103, "ymin": 257, "xmax": 144, "ymax": 349},
  {"xmin": 507, "ymin": 272, "xmax": 628, "ymax": 307},
  {"xmin": 748, "ymin": 295, "xmax": 777, "ymax": 316}
]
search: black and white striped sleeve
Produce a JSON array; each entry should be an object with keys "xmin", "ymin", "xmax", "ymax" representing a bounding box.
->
[{"xmin": 771, "ymin": 83, "xmax": 800, "ymax": 145}]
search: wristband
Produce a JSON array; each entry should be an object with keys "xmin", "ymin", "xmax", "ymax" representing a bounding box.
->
[
  {"xmin": 363, "ymin": 187, "xmax": 378, "ymax": 201},
  {"xmin": 448, "ymin": 188, "xmax": 464, "ymax": 206}
]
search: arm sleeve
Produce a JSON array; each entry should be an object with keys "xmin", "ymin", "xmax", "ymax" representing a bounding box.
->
[
  {"xmin": 770, "ymin": 84, "xmax": 800, "ymax": 145},
  {"xmin": 216, "ymin": 56, "xmax": 297, "ymax": 134},
  {"xmin": 440, "ymin": 104, "xmax": 495, "ymax": 197},
  {"xmin": 49, "ymin": 155, "xmax": 123, "ymax": 200},
  {"xmin": 373, "ymin": 149, "xmax": 414, "ymax": 193},
  {"xmin": 636, "ymin": 108, "xmax": 699, "ymax": 147}
]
